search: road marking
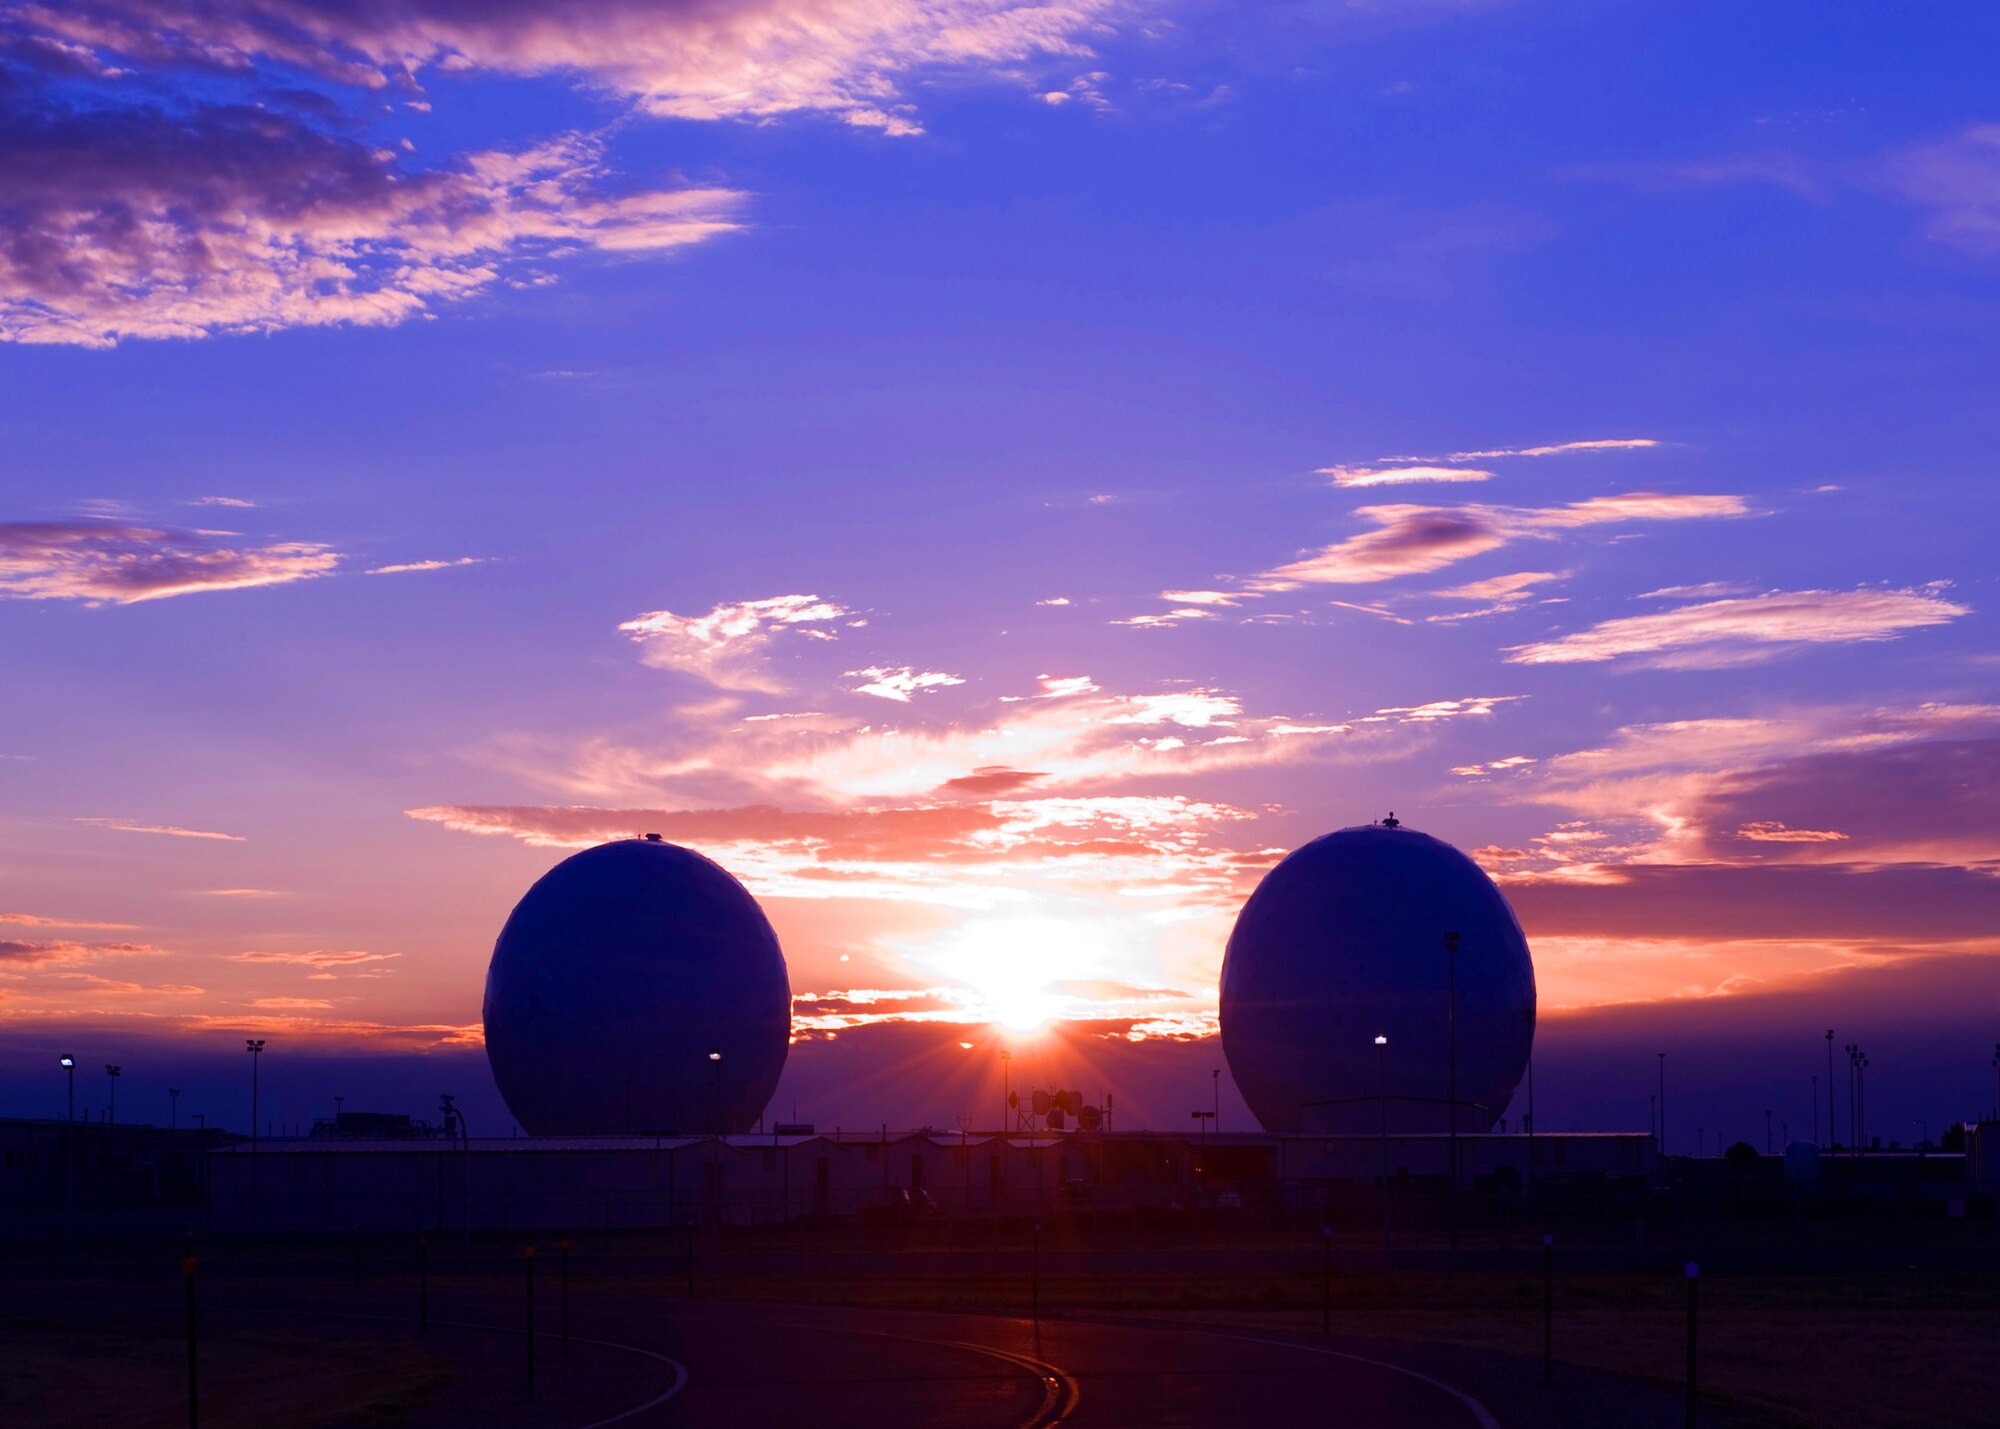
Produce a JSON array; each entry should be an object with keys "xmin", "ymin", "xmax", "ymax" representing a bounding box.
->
[
  {"xmin": 767, "ymin": 1318, "xmax": 1081, "ymax": 1428},
  {"xmin": 1176, "ymin": 1328, "xmax": 1500, "ymax": 1429}
]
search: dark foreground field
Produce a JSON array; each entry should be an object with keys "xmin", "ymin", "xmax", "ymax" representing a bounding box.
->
[{"xmin": 6, "ymin": 1212, "xmax": 1997, "ymax": 1427}]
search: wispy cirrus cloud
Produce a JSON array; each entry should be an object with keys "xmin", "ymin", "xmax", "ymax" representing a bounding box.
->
[
  {"xmin": 367, "ymin": 557, "xmax": 487, "ymax": 575},
  {"xmin": 0, "ymin": 521, "xmax": 337, "ymax": 602},
  {"xmin": 1319, "ymin": 463, "xmax": 1493, "ymax": 488},
  {"xmin": 224, "ymin": 950, "xmax": 400, "ymax": 969},
  {"xmin": 618, "ymin": 594, "xmax": 849, "ymax": 691},
  {"xmin": 75, "ymin": 817, "xmax": 246, "ymax": 841},
  {"xmin": 1505, "ymin": 585, "xmax": 1968, "ymax": 667},
  {"xmin": 1445, "ymin": 438, "xmax": 1662, "ymax": 460},
  {"xmin": 1885, "ymin": 124, "xmax": 2000, "ymax": 257},
  {"xmin": 0, "ymin": 911, "xmax": 140, "ymax": 930}
]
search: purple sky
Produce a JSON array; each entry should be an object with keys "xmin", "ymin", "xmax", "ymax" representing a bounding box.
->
[{"xmin": 2, "ymin": 1, "xmax": 1996, "ymax": 1146}]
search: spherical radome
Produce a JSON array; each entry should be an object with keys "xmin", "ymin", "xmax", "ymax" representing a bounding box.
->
[
  {"xmin": 483, "ymin": 838, "xmax": 790, "ymax": 1136},
  {"xmin": 1220, "ymin": 823, "xmax": 1535, "ymax": 1135}
]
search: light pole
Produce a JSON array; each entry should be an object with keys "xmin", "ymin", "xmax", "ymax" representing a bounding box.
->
[
  {"xmin": 1444, "ymin": 930, "xmax": 1460, "ymax": 1183},
  {"xmin": 1657, "ymin": 1052, "xmax": 1667, "ymax": 1159},
  {"xmin": 1375, "ymin": 1035, "xmax": 1389, "ymax": 1249},
  {"xmin": 60, "ymin": 1054, "xmax": 75, "ymax": 1122},
  {"xmin": 170, "ymin": 1087, "xmax": 180, "ymax": 1131},
  {"xmin": 105, "ymin": 1065, "xmax": 121, "ymax": 1126},
  {"xmin": 1001, "ymin": 1050, "xmax": 1013, "ymax": 1132},
  {"xmin": 246, "ymin": 1039, "xmax": 266, "ymax": 1231},
  {"xmin": 708, "ymin": 1048, "xmax": 723, "ymax": 1135},
  {"xmin": 1521, "ymin": 1007, "xmax": 1536, "ymax": 1185}
]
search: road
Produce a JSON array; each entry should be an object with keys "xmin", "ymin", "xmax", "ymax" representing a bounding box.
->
[{"xmin": 623, "ymin": 1298, "xmax": 1496, "ymax": 1427}]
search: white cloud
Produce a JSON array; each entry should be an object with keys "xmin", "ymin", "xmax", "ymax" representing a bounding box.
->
[
  {"xmin": 1319, "ymin": 464, "xmax": 1494, "ymax": 488},
  {"xmin": 618, "ymin": 594, "xmax": 848, "ymax": 691},
  {"xmin": 846, "ymin": 666, "xmax": 966, "ymax": 702},
  {"xmin": 1506, "ymin": 586, "xmax": 1969, "ymax": 667}
]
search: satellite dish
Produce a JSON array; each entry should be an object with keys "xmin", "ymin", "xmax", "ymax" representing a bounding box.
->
[
  {"xmin": 1078, "ymin": 1105, "xmax": 1102, "ymax": 1131},
  {"xmin": 1031, "ymin": 1089, "xmax": 1051, "ymax": 1116}
]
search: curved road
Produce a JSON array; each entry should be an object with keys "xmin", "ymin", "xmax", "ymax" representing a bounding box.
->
[{"xmin": 641, "ymin": 1299, "xmax": 1494, "ymax": 1428}]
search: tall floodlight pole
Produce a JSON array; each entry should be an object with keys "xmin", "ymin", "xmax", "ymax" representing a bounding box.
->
[
  {"xmin": 105, "ymin": 1065, "xmax": 122, "ymax": 1125},
  {"xmin": 1444, "ymin": 930, "xmax": 1460, "ymax": 1183},
  {"xmin": 60, "ymin": 1054, "xmax": 75, "ymax": 1122},
  {"xmin": 708, "ymin": 1048, "xmax": 723, "ymax": 1135},
  {"xmin": 1657, "ymin": 1052, "xmax": 1667, "ymax": 1159},
  {"xmin": 246, "ymin": 1039, "xmax": 266, "ymax": 1231},
  {"xmin": 1521, "ymin": 1008, "xmax": 1536, "ymax": 1185},
  {"xmin": 1375, "ymin": 1035, "xmax": 1390, "ymax": 1249}
]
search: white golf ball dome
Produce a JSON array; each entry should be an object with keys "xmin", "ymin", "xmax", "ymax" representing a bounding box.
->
[
  {"xmin": 1220, "ymin": 822, "xmax": 1535, "ymax": 1135},
  {"xmin": 483, "ymin": 837, "xmax": 791, "ymax": 1136}
]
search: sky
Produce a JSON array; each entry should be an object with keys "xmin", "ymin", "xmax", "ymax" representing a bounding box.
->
[{"xmin": 2, "ymin": 0, "xmax": 1997, "ymax": 1149}]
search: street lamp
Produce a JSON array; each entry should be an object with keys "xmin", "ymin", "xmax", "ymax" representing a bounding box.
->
[
  {"xmin": 105, "ymin": 1065, "xmax": 121, "ymax": 1126},
  {"xmin": 246, "ymin": 1039, "xmax": 266, "ymax": 1231},
  {"xmin": 59, "ymin": 1054, "xmax": 75, "ymax": 1122},
  {"xmin": 708, "ymin": 1048, "xmax": 723, "ymax": 1136}
]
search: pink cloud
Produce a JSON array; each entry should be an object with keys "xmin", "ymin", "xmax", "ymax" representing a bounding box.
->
[
  {"xmin": 21, "ymin": 0, "xmax": 1129, "ymax": 137},
  {"xmin": 846, "ymin": 666, "xmax": 966, "ymax": 701},
  {"xmin": 1505, "ymin": 586, "xmax": 1968, "ymax": 667},
  {"xmin": 0, "ymin": 522, "xmax": 336, "ymax": 602},
  {"xmin": 1249, "ymin": 492, "xmax": 1746, "ymax": 591},
  {"xmin": 0, "ymin": 102, "xmax": 744, "ymax": 346},
  {"xmin": 1884, "ymin": 124, "xmax": 2000, "ymax": 257},
  {"xmin": 74, "ymin": 817, "xmax": 246, "ymax": 841}
]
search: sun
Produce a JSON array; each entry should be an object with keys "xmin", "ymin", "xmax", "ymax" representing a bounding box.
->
[{"xmin": 929, "ymin": 915, "xmax": 1096, "ymax": 1035}]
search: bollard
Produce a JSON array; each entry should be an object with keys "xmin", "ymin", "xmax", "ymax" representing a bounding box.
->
[
  {"xmin": 1320, "ymin": 1227, "xmax": 1331, "ymax": 1337},
  {"xmin": 561, "ymin": 1238, "xmax": 572, "ymax": 1357},
  {"xmin": 183, "ymin": 1255, "xmax": 199, "ymax": 1429},
  {"xmin": 525, "ymin": 1245, "xmax": 537, "ymax": 1402},
  {"xmin": 1541, "ymin": 1234, "xmax": 1553, "ymax": 1385},
  {"xmin": 1684, "ymin": 1260, "xmax": 1700, "ymax": 1429},
  {"xmin": 419, "ymin": 1239, "xmax": 429, "ymax": 1333}
]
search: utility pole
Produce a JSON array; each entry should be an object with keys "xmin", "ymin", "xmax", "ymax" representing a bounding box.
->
[
  {"xmin": 106, "ymin": 1065, "xmax": 122, "ymax": 1126},
  {"xmin": 1375, "ymin": 1035, "xmax": 1390, "ymax": 1250}
]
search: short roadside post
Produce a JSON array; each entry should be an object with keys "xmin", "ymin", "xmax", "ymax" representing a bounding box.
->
[
  {"xmin": 1541, "ymin": 1234, "xmax": 1553, "ymax": 1384},
  {"xmin": 183, "ymin": 1254, "xmax": 199, "ymax": 1429},
  {"xmin": 525, "ymin": 1245, "xmax": 537, "ymax": 1402},
  {"xmin": 1684, "ymin": 1260, "xmax": 1700, "ymax": 1428},
  {"xmin": 1320, "ymin": 1226, "xmax": 1332, "ymax": 1336}
]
